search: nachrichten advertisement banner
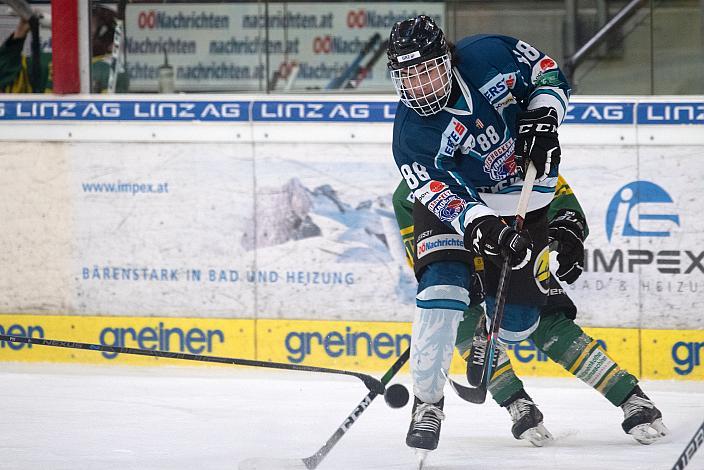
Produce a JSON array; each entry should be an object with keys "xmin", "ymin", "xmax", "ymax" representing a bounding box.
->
[{"xmin": 124, "ymin": 2, "xmax": 444, "ymax": 92}]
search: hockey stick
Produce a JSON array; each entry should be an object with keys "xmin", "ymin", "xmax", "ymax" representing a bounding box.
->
[
  {"xmin": 0, "ymin": 334, "xmax": 384, "ymax": 394},
  {"xmin": 283, "ymin": 62, "xmax": 300, "ymax": 92},
  {"xmin": 3, "ymin": 0, "xmax": 34, "ymax": 21},
  {"xmin": 345, "ymin": 39, "xmax": 388, "ymax": 89},
  {"xmin": 445, "ymin": 163, "xmax": 538, "ymax": 403},
  {"xmin": 671, "ymin": 418, "xmax": 704, "ymax": 470},
  {"xmin": 27, "ymin": 12, "xmax": 40, "ymax": 93},
  {"xmin": 107, "ymin": 0, "xmax": 127, "ymax": 93},
  {"xmin": 483, "ymin": 163, "xmax": 537, "ymax": 383},
  {"xmin": 270, "ymin": 61, "xmax": 299, "ymax": 92},
  {"xmin": 325, "ymin": 33, "xmax": 380, "ymax": 90},
  {"xmin": 239, "ymin": 348, "xmax": 411, "ymax": 470}
]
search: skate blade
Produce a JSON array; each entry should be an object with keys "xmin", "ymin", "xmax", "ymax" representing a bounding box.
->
[
  {"xmin": 415, "ymin": 449, "xmax": 429, "ymax": 469},
  {"xmin": 628, "ymin": 418, "xmax": 669, "ymax": 445},
  {"xmin": 519, "ymin": 423, "xmax": 554, "ymax": 447}
]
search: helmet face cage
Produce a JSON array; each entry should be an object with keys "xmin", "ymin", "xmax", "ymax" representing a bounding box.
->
[{"xmin": 390, "ymin": 54, "xmax": 452, "ymax": 116}]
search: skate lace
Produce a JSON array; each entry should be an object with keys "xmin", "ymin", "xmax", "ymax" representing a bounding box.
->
[
  {"xmin": 471, "ymin": 335, "xmax": 487, "ymax": 365},
  {"xmin": 472, "ymin": 335, "xmax": 506, "ymax": 366},
  {"xmin": 508, "ymin": 398, "xmax": 535, "ymax": 423},
  {"xmin": 412, "ymin": 403, "xmax": 445, "ymax": 433},
  {"xmin": 621, "ymin": 395, "xmax": 654, "ymax": 419}
]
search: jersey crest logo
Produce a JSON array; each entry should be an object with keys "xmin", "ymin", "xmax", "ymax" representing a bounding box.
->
[
  {"xmin": 439, "ymin": 198, "xmax": 465, "ymax": 222},
  {"xmin": 482, "ymin": 139, "xmax": 516, "ymax": 181},
  {"xmin": 431, "ymin": 196, "xmax": 466, "ymax": 223},
  {"xmin": 427, "ymin": 189, "xmax": 453, "ymax": 211}
]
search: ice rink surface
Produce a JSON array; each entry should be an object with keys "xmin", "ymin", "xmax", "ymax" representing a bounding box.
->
[{"xmin": 1, "ymin": 363, "xmax": 702, "ymax": 470}]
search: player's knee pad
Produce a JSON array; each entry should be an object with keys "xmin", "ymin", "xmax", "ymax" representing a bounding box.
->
[{"xmin": 485, "ymin": 299, "xmax": 540, "ymax": 344}]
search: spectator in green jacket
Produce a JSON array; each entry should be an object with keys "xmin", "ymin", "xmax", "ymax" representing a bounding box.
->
[{"xmin": 0, "ymin": 5, "xmax": 128, "ymax": 93}]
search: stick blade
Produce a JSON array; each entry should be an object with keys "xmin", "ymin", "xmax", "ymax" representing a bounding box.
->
[
  {"xmin": 442, "ymin": 369, "xmax": 487, "ymax": 404},
  {"xmin": 448, "ymin": 377, "xmax": 487, "ymax": 404},
  {"xmin": 238, "ymin": 458, "xmax": 309, "ymax": 470}
]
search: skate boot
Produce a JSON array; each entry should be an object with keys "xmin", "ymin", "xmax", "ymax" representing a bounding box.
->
[
  {"xmin": 620, "ymin": 386, "xmax": 669, "ymax": 445},
  {"xmin": 406, "ymin": 396, "xmax": 445, "ymax": 468},
  {"xmin": 406, "ymin": 396, "xmax": 445, "ymax": 450},
  {"xmin": 466, "ymin": 315, "xmax": 506, "ymax": 387},
  {"xmin": 504, "ymin": 390, "xmax": 553, "ymax": 447}
]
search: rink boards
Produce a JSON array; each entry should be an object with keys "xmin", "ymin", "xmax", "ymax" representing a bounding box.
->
[
  {"xmin": 0, "ymin": 96, "xmax": 703, "ymax": 328},
  {"xmin": 0, "ymin": 314, "xmax": 701, "ymax": 381},
  {"xmin": 0, "ymin": 95, "xmax": 702, "ymax": 381}
]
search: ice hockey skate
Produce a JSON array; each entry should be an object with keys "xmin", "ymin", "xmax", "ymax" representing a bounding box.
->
[
  {"xmin": 466, "ymin": 315, "xmax": 506, "ymax": 387},
  {"xmin": 505, "ymin": 391, "xmax": 554, "ymax": 447},
  {"xmin": 620, "ymin": 386, "xmax": 669, "ymax": 445},
  {"xmin": 406, "ymin": 396, "xmax": 445, "ymax": 468}
]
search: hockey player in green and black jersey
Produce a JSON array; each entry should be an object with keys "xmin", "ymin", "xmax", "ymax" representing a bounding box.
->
[{"xmin": 392, "ymin": 174, "xmax": 669, "ymax": 447}]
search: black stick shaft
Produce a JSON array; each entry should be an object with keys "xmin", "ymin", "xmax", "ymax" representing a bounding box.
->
[
  {"xmin": 302, "ymin": 347, "xmax": 410, "ymax": 469},
  {"xmin": 672, "ymin": 419, "xmax": 704, "ymax": 470},
  {"xmin": 483, "ymin": 164, "xmax": 536, "ymax": 385},
  {"xmin": 325, "ymin": 33, "xmax": 380, "ymax": 89},
  {"xmin": 483, "ymin": 257, "xmax": 512, "ymax": 383},
  {"xmin": 0, "ymin": 334, "xmax": 384, "ymax": 394}
]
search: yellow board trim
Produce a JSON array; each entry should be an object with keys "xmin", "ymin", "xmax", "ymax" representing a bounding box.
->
[
  {"xmin": 0, "ymin": 314, "xmax": 254, "ymax": 366},
  {"xmin": 641, "ymin": 329, "xmax": 704, "ymax": 380},
  {"xmin": 0, "ymin": 316, "xmax": 702, "ymax": 380}
]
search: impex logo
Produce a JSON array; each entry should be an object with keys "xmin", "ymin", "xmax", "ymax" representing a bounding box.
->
[{"xmin": 605, "ymin": 181, "xmax": 680, "ymax": 242}]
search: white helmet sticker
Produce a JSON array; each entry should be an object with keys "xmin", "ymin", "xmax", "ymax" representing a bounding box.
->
[{"xmin": 398, "ymin": 51, "xmax": 421, "ymax": 63}]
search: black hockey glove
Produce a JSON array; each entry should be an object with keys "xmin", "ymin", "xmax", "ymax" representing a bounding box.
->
[
  {"xmin": 467, "ymin": 216, "xmax": 533, "ymax": 270},
  {"xmin": 514, "ymin": 107, "xmax": 561, "ymax": 180},
  {"xmin": 548, "ymin": 209, "xmax": 586, "ymax": 284}
]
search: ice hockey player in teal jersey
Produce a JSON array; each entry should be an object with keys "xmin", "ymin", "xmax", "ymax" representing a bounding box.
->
[{"xmin": 386, "ymin": 15, "xmax": 668, "ymax": 459}]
